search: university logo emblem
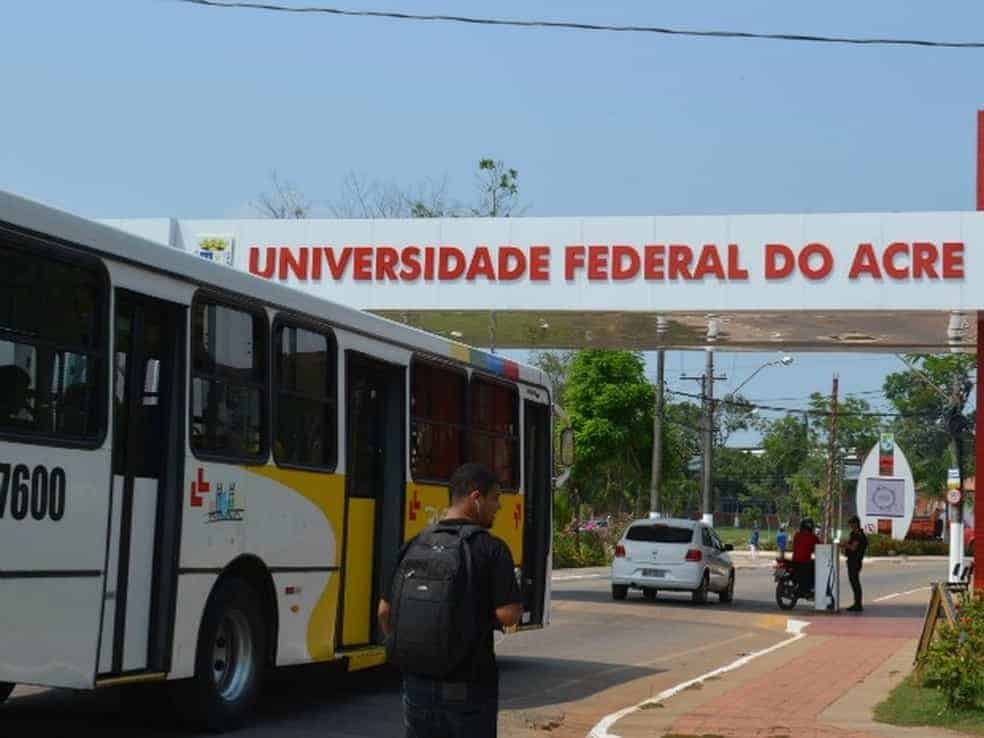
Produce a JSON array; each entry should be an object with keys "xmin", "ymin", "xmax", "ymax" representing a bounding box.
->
[{"xmin": 196, "ymin": 234, "xmax": 235, "ymax": 267}]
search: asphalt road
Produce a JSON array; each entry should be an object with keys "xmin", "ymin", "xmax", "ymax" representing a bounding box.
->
[{"xmin": 0, "ymin": 559, "xmax": 944, "ymax": 738}]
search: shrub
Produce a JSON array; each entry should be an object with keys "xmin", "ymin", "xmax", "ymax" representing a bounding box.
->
[
  {"xmin": 552, "ymin": 529, "xmax": 608, "ymax": 568},
  {"xmin": 865, "ymin": 534, "xmax": 948, "ymax": 557},
  {"xmin": 921, "ymin": 593, "xmax": 984, "ymax": 711}
]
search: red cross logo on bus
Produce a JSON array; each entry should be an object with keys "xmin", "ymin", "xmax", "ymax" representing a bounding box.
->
[
  {"xmin": 513, "ymin": 502, "xmax": 522, "ymax": 530},
  {"xmin": 190, "ymin": 467, "xmax": 210, "ymax": 507},
  {"xmin": 408, "ymin": 489, "xmax": 422, "ymax": 521}
]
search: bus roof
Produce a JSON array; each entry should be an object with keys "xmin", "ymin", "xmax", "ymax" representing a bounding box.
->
[{"xmin": 0, "ymin": 189, "xmax": 549, "ymax": 391}]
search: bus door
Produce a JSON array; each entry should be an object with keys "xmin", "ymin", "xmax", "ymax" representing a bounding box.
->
[
  {"xmin": 98, "ymin": 290, "xmax": 185, "ymax": 677},
  {"xmin": 522, "ymin": 399, "xmax": 551, "ymax": 626},
  {"xmin": 340, "ymin": 353, "xmax": 405, "ymax": 648}
]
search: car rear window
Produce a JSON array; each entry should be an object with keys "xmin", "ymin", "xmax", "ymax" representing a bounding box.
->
[{"xmin": 625, "ymin": 525, "xmax": 694, "ymax": 543}]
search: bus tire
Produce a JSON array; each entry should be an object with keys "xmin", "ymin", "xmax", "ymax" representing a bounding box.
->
[
  {"xmin": 184, "ymin": 577, "xmax": 267, "ymax": 733},
  {"xmin": 0, "ymin": 682, "xmax": 14, "ymax": 704}
]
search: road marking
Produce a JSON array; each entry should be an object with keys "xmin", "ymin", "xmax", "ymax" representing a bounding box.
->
[
  {"xmin": 552, "ymin": 572, "xmax": 608, "ymax": 581},
  {"xmin": 873, "ymin": 586, "xmax": 930, "ymax": 602},
  {"xmin": 587, "ymin": 619, "xmax": 809, "ymax": 738}
]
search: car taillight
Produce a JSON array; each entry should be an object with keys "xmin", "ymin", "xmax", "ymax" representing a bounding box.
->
[
  {"xmin": 615, "ymin": 544, "xmax": 626, "ymax": 558},
  {"xmin": 685, "ymin": 549, "xmax": 702, "ymax": 562}
]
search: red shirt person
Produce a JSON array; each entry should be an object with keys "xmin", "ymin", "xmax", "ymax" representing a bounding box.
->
[{"xmin": 791, "ymin": 522, "xmax": 819, "ymax": 563}]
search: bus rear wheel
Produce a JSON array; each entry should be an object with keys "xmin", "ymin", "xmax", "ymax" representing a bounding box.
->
[
  {"xmin": 183, "ymin": 578, "xmax": 267, "ymax": 733},
  {"xmin": 0, "ymin": 682, "xmax": 14, "ymax": 704}
]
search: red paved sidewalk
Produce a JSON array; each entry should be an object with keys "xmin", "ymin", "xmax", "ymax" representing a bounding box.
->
[{"xmin": 667, "ymin": 616, "xmax": 921, "ymax": 738}]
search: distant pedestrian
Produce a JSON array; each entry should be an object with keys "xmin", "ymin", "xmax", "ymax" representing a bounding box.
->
[
  {"xmin": 749, "ymin": 525, "xmax": 760, "ymax": 560},
  {"xmin": 840, "ymin": 515, "xmax": 868, "ymax": 612},
  {"xmin": 776, "ymin": 526, "xmax": 788, "ymax": 559}
]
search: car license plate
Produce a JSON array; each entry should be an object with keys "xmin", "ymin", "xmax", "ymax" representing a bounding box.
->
[{"xmin": 641, "ymin": 568, "xmax": 666, "ymax": 578}]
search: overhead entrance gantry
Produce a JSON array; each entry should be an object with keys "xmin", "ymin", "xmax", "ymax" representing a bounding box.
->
[{"xmin": 105, "ymin": 111, "xmax": 984, "ymax": 589}]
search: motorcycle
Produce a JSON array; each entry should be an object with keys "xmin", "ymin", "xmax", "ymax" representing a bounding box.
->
[{"xmin": 773, "ymin": 559, "xmax": 814, "ymax": 610}]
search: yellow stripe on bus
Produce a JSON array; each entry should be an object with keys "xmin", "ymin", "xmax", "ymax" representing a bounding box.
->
[
  {"xmin": 406, "ymin": 482, "xmax": 524, "ymax": 565},
  {"xmin": 245, "ymin": 466, "xmax": 345, "ymax": 661},
  {"xmin": 343, "ymin": 498, "xmax": 376, "ymax": 646}
]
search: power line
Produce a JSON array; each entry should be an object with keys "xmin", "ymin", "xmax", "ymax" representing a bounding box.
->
[
  {"xmin": 175, "ymin": 1, "xmax": 984, "ymax": 49},
  {"xmin": 665, "ymin": 388, "xmax": 943, "ymax": 419}
]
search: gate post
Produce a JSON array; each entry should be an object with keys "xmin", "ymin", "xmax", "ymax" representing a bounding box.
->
[
  {"xmin": 977, "ymin": 313, "xmax": 983, "ymax": 590},
  {"xmin": 977, "ymin": 110, "xmax": 984, "ymax": 590}
]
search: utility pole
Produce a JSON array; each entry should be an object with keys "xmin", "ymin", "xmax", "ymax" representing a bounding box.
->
[
  {"xmin": 649, "ymin": 349, "xmax": 665, "ymax": 517},
  {"xmin": 682, "ymin": 349, "xmax": 726, "ymax": 526},
  {"xmin": 823, "ymin": 375, "xmax": 839, "ymax": 541}
]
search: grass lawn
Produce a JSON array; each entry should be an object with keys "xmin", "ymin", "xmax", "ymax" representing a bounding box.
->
[
  {"xmin": 716, "ymin": 526, "xmax": 785, "ymax": 550},
  {"xmin": 874, "ymin": 676, "xmax": 984, "ymax": 735}
]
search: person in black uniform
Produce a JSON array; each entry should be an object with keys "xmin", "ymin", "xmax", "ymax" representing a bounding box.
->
[{"xmin": 840, "ymin": 515, "xmax": 868, "ymax": 612}]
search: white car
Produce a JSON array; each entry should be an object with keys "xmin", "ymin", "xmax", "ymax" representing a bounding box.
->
[{"xmin": 611, "ymin": 517, "xmax": 735, "ymax": 604}]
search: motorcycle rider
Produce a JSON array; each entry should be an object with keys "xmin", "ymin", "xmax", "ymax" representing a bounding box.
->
[{"xmin": 791, "ymin": 518, "xmax": 819, "ymax": 595}]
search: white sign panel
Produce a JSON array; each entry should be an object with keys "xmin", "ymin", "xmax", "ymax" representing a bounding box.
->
[
  {"xmin": 866, "ymin": 478, "xmax": 906, "ymax": 518},
  {"xmin": 102, "ymin": 212, "xmax": 984, "ymax": 313},
  {"xmin": 855, "ymin": 439, "xmax": 915, "ymax": 540}
]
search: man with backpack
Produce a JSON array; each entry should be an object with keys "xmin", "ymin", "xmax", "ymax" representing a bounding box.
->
[{"xmin": 377, "ymin": 462, "xmax": 523, "ymax": 738}]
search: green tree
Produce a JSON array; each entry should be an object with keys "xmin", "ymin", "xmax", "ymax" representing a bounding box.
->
[
  {"xmin": 883, "ymin": 353, "xmax": 976, "ymax": 495},
  {"xmin": 565, "ymin": 350, "xmax": 654, "ymax": 515}
]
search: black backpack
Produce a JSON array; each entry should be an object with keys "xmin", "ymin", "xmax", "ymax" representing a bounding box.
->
[{"xmin": 386, "ymin": 523, "xmax": 485, "ymax": 678}]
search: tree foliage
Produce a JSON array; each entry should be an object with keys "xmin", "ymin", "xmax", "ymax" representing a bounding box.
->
[
  {"xmin": 883, "ymin": 353, "xmax": 976, "ymax": 494},
  {"xmin": 564, "ymin": 350, "xmax": 653, "ymax": 513}
]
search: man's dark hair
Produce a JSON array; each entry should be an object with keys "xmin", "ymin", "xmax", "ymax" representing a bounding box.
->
[
  {"xmin": 450, "ymin": 463, "xmax": 498, "ymax": 502},
  {"xmin": 848, "ymin": 515, "xmax": 861, "ymax": 527}
]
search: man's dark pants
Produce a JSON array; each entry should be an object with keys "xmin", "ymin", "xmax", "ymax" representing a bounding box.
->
[
  {"xmin": 402, "ymin": 674, "xmax": 498, "ymax": 738},
  {"xmin": 847, "ymin": 559, "xmax": 863, "ymax": 607}
]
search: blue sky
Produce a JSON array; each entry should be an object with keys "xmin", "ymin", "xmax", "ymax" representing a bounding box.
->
[{"xmin": 3, "ymin": 0, "xmax": 982, "ymax": 443}]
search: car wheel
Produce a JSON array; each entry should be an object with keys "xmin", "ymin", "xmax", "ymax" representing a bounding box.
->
[
  {"xmin": 179, "ymin": 577, "xmax": 267, "ymax": 732},
  {"xmin": 642, "ymin": 587, "xmax": 658, "ymax": 601},
  {"xmin": 0, "ymin": 682, "xmax": 14, "ymax": 705},
  {"xmin": 718, "ymin": 572, "xmax": 735, "ymax": 603},
  {"xmin": 612, "ymin": 584, "xmax": 628, "ymax": 600},
  {"xmin": 691, "ymin": 573, "xmax": 709, "ymax": 604}
]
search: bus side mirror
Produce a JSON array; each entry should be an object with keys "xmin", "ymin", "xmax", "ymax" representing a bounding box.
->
[{"xmin": 559, "ymin": 427, "xmax": 575, "ymax": 467}]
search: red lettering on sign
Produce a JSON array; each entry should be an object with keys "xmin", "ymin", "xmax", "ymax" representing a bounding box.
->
[
  {"xmin": 611, "ymin": 245, "xmax": 640, "ymax": 280},
  {"xmin": 765, "ymin": 243, "xmax": 795, "ymax": 279},
  {"xmin": 644, "ymin": 244, "xmax": 665, "ymax": 279},
  {"xmin": 849, "ymin": 243, "xmax": 881, "ymax": 279},
  {"xmin": 565, "ymin": 245, "xmax": 585, "ymax": 280},
  {"xmin": 408, "ymin": 489, "xmax": 422, "ymax": 521},
  {"xmin": 376, "ymin": 246, "xmax": 399, "ymax": 280},
  {"xmin": 279, "ymin": 246, "xmax": 308, "ymax": 280},
  {"xmin": 323, "ymin": 247, "xmax": 351, "ymax": 279},
  {"xmin": 799, "ymin": 243, "xmax": 833, "ymax": 280},
  {"xmin": 587, "ymin": 245, "xmax": 609, "ymax": 280},
  {"xmin": 727, "ymin": 244, "xmax": 749, "ymax": 280},
  {"xmin": 400, "ymin": 246, "xmax": 422, "ymax": 280},
  {"xmin": 912, "ymin": 242, "xmax": 939, "ymax": 278},
  {"xmin": 667, "ymin": 245, "xmax": 693, "ymax": 280},
  {"xmin": 883, "ymin": 242, "xmax": 909, "ymax": 279},
  {"xmin": 466, "ymin": 246, "xmax": 496, "ymax": 281},
  {"xmin": 248, "ymin": 246, "xmax": 276, "ymax": 278},
  {"xmin": 693, "ymin": 244, "xmax": 725, "ymax": 280},
  {"xmin": 190, "ymin": 467, "xmax": 210, "ymax": 507},
  {"xmin": 529, "ymin": 246, "xmax": 550, "ymax": 281},
  {"xmin": 498, "ymin": 246, "xmax": 526, "ymax": 280},
  {"xmin": 352, "ymin": 246, "xmax": 373, "ymax": 280},
  {"xmin": 514, "ymin": 502, "xmax": 523, "ymax": 530},
  {"xmin": 942, "ymin": 242, "xmax": 965, "ymax": 279}
]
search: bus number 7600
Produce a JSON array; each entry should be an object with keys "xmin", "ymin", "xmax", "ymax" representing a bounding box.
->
[{"xmin": 0, "ymin": 463, "xmax": 66, "ymax": 521}]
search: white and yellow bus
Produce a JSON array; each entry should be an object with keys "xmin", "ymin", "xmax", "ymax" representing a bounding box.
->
[{"xmin": 0, "ymin": 190, "xmax": 557, "ymax": 729}]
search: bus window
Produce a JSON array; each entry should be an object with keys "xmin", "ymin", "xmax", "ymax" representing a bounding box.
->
[
  {"xmin": 273, "ymin": 321, "xmax": 337, "ymax": 469},
  {"xmin": 190, "ymin": 298, "xmax": 267, "ymax": 459},
  {"xmin": 469, "ymin": 376, "xmax": 519, "ymax": 489},
  {"xmin": 410, "ymin": 359, "xmax": 466, "ymax": 482},
  {"xmin": 0, "ymin": 243, "xmax": 105, "ymax": 441}
]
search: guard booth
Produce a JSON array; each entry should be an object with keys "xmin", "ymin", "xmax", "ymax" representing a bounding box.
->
[{"xmin": 106, "ymin": 112, "xmax": 984, "ymax": 591}]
